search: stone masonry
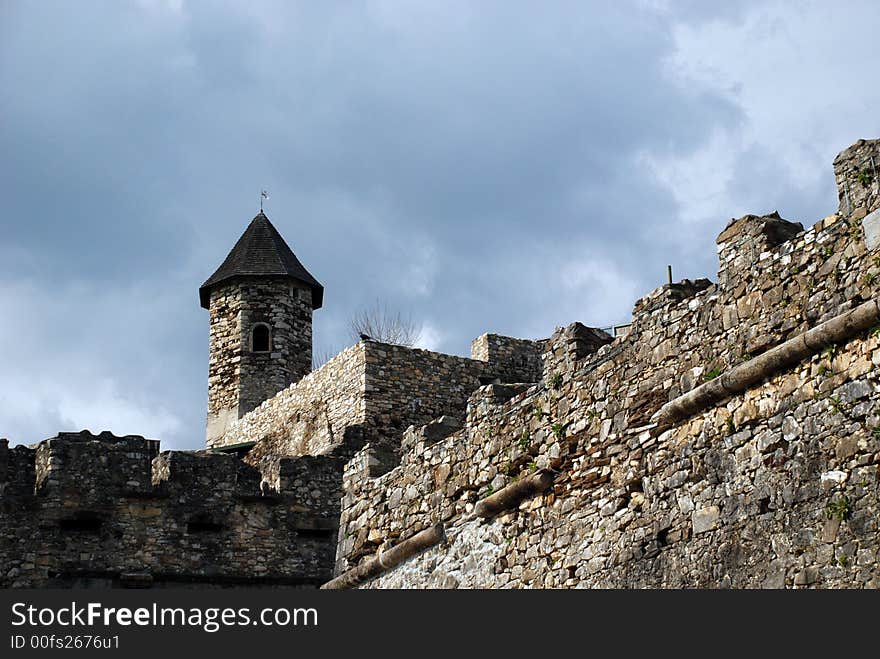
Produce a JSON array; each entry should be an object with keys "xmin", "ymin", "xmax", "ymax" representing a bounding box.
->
[
  {"xmin": 206, "ymin": 279, "xmax": 314, "ymax": 444},
  {"xmin": 2, "ymin": 138, "xmax": 879, "ymax": 589},
  {"xmin": 335, "ymin": 138, "xmax": 880, "ymax": 588},
  {"xmin": 0, "ymin": 431, "xmax": 341, "ymax": 587},
  {"xmin": 220, "ymin": 337, "xmax": 544, "ymax": 461}
]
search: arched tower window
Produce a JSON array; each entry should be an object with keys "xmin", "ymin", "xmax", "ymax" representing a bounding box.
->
[{"xmin": 251, "ymin": 324, "xmax": 271, "ymax": 352}]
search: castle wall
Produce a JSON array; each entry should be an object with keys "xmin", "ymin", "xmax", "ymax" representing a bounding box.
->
[
  {"xmin": 835, "ymin": 139, "xmax": 880, "ymax": 217},
  {"xmin": 359, "ymin": 337, "xmax": 879, "ymax": 588},
  {"xmin": 361, "ymin": 343, "xmax": 488, "ymax": 449},
  {"xmin": 0, "ymin": 432, "xmax": 342, "ymax": 588},
  {"xmin": 215, "ymin": 339, "xmax": 533, "ymax": 462},
  {"xmin": 209, "ymin": 342, "xmax": 367, "ymax": 453},
  {"xmin": 471, "ymin": 333, "xmax": 546, "ymax": 384},
  {"xmin": 336, "ymin": 148, "xmax": 880, "ymax": 587}
]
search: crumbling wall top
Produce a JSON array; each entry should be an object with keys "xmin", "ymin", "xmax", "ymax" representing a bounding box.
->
[{"xmin": 833, "ymin": 138, "xmax": 880, "ymax": 217}]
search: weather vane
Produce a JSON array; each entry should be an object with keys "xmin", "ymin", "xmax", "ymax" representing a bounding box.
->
[{"xmin": 260, "ymin": 188, "xmax": 269, "ymax": 212}]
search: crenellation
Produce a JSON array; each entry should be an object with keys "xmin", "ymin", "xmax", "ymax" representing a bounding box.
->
[
  {"xmin": 716, "ymin": 212, "xmax": 804, "ymax": 287},
  {"xmin": 541, "ymin": 323, "xmax": 615, "ymax": 383},
  {"xmin": 0, "ymin": 441, "xmax": 36, "ymax": 499},
  {"xmin": 0, "ymin": 431, "xmax": 340, "ymax": 587}
]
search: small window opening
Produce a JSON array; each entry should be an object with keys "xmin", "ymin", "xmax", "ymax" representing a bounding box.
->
[
  {"xmin": 296, "ymin": 528, "xmax": 334, "ymax": 540},
  {"xmin": 252, "ymin": 324, "xmax": 271, "ymax": 352},
  {"xmin": 187, "ymin": 514, "xmax": 224, "ymax": 534},
  {"xmin": 59, "ymin": 512, "xmax": 103, "ymax": 533}
]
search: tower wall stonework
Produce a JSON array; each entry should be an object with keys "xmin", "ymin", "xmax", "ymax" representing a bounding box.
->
[{"xmin": 207, "ymin": 277, "xmax": 313, "ymax": 444}]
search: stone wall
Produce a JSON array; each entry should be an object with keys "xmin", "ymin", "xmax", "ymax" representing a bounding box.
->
[
  {"xmin": 216, "ymin": 338, "xmax": 536, "ymax": 462},
  {"xmin": 207, "ymin": 277, "xmax": 314, "ymax": 445},
  {"xmin": 0, "ymin": 431, "xmax": 341, "ymax": 588},
  {"xmin": 362, "ymin": 342, "xmax": 488, "ymax": 449},
  {"xmin": 471, "ymin": 334, "xmax": 546, "ymax": 384},
  {"xmin": 834, "ymin": 138, "xmax": 879, "ymax": 217},
  {"xmin": 335, "ymin": 139, "xmax": 880, "ymax": 587},
  {"xmin": 217, "ymin": 343, "xmax": 367, "ymax": 455},
  {"xmin": 360, "ymin": 334, "xmax": 879, "ymax": 588}
]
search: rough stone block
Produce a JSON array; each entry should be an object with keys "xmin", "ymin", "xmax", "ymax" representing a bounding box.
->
[
  {"xmin": 692, "ymin": 506, "xmax": 721, "ymax": 534},
  {"xmin": 863, "ymin": 209, "xmax": 880, "ymax": 250}
]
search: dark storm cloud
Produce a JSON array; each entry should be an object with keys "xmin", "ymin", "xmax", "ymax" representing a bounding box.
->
[{"xmin": 1, "ymin": 1, "xmax": 877, "ymax": 449}]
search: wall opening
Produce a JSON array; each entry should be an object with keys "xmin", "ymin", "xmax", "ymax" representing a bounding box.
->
[
  {"xmin": 59, "ymin": 512, "xmax": 104, "ymax": 533},
  {"xmin": 187, "ymin": 514, "xmax": 224, "ymax": 534},
  {"xmin": 296, "ymin": 528, "xmax": 334, "ymax": 540},
  {"xmin": 251, "ymin": 324, "xmax": 271, "ymax": 352}
]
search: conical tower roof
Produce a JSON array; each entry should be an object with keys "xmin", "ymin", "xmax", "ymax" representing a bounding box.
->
[{"xmin": 199, "ymin": 211, "xmax": 323, "ymax": 309}]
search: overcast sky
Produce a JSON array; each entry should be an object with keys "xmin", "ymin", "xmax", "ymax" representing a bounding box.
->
[{"xmin": 1, "ymin": 0, "xmax": 878, "ymax": 450}]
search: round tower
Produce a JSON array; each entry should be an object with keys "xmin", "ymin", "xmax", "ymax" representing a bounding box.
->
[{"xmin": 199, "ymin": 211, "xmax": 323, "ymax": 447}]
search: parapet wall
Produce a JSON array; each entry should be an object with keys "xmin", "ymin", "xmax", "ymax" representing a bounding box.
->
[
  {"xmin": 0, "ymin": 431, "xmax": 342, "ymax": 588},
  {"xmin": 361, "ymin": 342, "xmax": 488, "ymax": 447},
  {"xmin": 214, "ymin": 343, "xmax": 367, "ymax": 456},
  {"xmin": 471, "ymin": 334, "xmax": 546, "ymax": 384},
  {"xmin": 335, "ymin": 138, "xmax": 880, "ymax": 588},
  {"xmin": 221, "ymin": 336, "xmax": 546, "ymax": 465}
]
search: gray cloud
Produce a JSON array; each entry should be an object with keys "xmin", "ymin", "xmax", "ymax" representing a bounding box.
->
[{"xmin": 1, "ymin": 0, "xmax": 877, "ymax": 448}]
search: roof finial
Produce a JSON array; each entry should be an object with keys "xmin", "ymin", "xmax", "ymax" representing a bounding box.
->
[{"xmin": 260, "ymin": 188, "xmax": 269, "ymax": 212}]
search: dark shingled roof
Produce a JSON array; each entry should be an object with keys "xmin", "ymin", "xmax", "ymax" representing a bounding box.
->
[{"xmin": 199, "ymin": 212, "xmax": 324, "ymax": 309}]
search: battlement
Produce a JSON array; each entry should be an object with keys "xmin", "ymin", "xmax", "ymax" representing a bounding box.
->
[
  {"xmin": 716, "ymin": 212, "xmax": 804, "ymax": 287},
  {"xmin": 0, "ymin": 431, "xmax": 342, "ymax": 587},
  {"xmin": 471, "ymin": 334, "xmax": 546, "ymax": 383}
]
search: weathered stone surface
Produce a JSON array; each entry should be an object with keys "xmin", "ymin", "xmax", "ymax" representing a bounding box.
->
[
  {"xmin": 0, "ymin": 431, "xmax": 342, "ymax": 587},
  {"xmin": 862, "ymin": 208, "xmax": 880, "ymax": 250},
  {"xmin": 692, "ymin": 506, "xmax": 721, "ymax": 534},
  {"xmin": 339, "ymin": 140, "xmax": 880, "ymax": 590},
  {"xmin": 206, "ymin": 278, "xmax": 315, "ymax": 446}
]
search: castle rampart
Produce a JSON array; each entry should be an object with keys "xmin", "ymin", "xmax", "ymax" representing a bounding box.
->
[
  {"xmin": 218, "ymin": 336, "xmax": 547, "ymax": 463},
  {"xmin": 333, "ymin": 139, "xmax": 880, "ymax": 588},
  {"xmin": 0, "ymin": 431, "xmax": 341, "ymax": 588},
  {"xmin": 471, "ymin": 333, "xmax": 546, "ymax": 384}
]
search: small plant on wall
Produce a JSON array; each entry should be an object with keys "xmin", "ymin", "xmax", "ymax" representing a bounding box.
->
[
  {"xmin": 703, "ymin": 366, "xmax": 723, "ymax": 381},
  {"xmin": 551, "ymin": 421, "xmax": 571, "ymax": 439},
  {"xmin": 825, "ymin": 495, "xmax": 851, "ymax": 522}
]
